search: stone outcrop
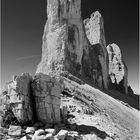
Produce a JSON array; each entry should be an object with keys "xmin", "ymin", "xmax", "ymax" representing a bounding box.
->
[
  {"xmin": 8, "ymin": 125, "xmax": 22, "ymax": 136},
  {"xmin": 107, "ymin": 43, "xmax": 128, "ymax": 94},
  {"xmin": 31, "ymin": 73, "xmax": 62, "ymax": 124},
  {"xmin": 84, "ymin": 11, "xmax": 109, "ymax": 89},
  {"xmin": 0, "ymin": 73, "xmax": 62, "ymax": 126},
  {"xmin": 0, "ymin": 73, "xmax": 33, "ymax": 125},
  {"xmin": 36, "ymin": 0, "xmax": 91, "ymax": 80}
]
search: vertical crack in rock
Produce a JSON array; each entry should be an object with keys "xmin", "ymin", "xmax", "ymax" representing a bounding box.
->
[{"xmin": 31, "ymin": 73, "xmax": 62, "ymax": 124}]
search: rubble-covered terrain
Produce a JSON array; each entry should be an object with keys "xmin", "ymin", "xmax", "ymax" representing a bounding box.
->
[{"xmin": 0, "ymin": 73, "xmax": 139, "ymax": 140}]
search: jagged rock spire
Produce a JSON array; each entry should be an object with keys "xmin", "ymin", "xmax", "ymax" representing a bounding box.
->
[
  {"xmin": 36, "ymin": 0, "xmax": 91, "ymax": 79},
  {"xmin": 84, "ymin": 11, "xmax": 109, "ymax": 89},
  {"xmin": 107, "ymin": 43, "xmax": 128, "ymax": 94}
]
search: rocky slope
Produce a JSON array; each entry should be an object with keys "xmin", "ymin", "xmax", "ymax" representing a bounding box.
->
[
  {"xmin": 61, "ymin": 76, "xmax": 139, "ymax": 139},
  {"xmin": 0, "ymin": 74, "xmax": 139, "ymax": 140}
]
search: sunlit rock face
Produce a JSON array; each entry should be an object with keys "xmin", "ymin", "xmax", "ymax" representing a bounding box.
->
[
  {"xmin": 107, "ymin": 43, "xmax": 128, "ymax": 94},
  {"xmin": 84, "ymin": 11, "xmax": 109, "ymax": 89},
  {"xmin": 31, "ymin": 73, "xmax": 62, "ymax": 124},
  {"xmin": 36, "ymin": 0, "xmax": 91, "ymax": 79},
  {"xmin": 0, "ymin": 73, "xmax": 62, "ymax": 126},
  {"xmin": 0, "ymin": 73, "xmax": 33, "ymax": 124}
]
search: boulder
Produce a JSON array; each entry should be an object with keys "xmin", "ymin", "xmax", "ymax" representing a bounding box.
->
[
  {"xmin": 0, "ymin": 73, "xmax": 33, "ymax": 125},
  {"xmin": 46, "ymin": 133, "xmax": 53, "ymax": 140},
  {"xmin": 32, "ymin": 129, "xmax": 46, "ymax": 140},
  {"xmin": 25, "ymin": 127, "xmax": 35, "ymax": 134},
  {"xmin": 45, "ymin": 129, "xmax": 56, "ymax": 135},
  {"xmin": 20, "ymin": 136, "xmax": 28, "ymax": 140},
  {"xmin": 107, "ymin": 43, "xmax": 128, "ymax": 94},
  {"xmin": 8, "ymin": 125, "xmax": 22, "ymax": 136},
  {"xmin": 32, "ymin": 73, "xmax": 62, "ymax": 124},
  {"xmin": 55, "ymin": 130, "xmax": 68, "ymax": 140}
]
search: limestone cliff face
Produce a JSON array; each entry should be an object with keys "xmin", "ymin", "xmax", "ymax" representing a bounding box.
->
[
  {"xmin": 31, "ymin": 73, "xmax": 62, "ymax": 124},
  {"xmin": 36, "ymin": 0, "xmax": 129, "ymax": 92},
  {"xmin": 36, "ymin": 0, "xmax": 91, "ymax": 78},
  {"xmin": 107, "ymin": 43, "xmax": 128, "ymax": 94},
  {"xmin": 84, "ymin": 11, "xmax": 109, "ymax": 89},
  {"xmin": 0, "ymin": 73, "xmax": 62, "ymax": 126},
  {"xmin": 0, "ymin": 73, "xmax": 33, "ymax": 124}
]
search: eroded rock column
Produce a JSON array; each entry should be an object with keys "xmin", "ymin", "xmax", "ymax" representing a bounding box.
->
[
  {"xmin": 36, "ymin": 0, "xmax": 91, "ymax": 79},
  {"xmin": 84, "ymin": 11, "xmax": 109, "ymax": 89},
  {"xmin": 32, "ymin": 73, "xmax": 62, "ymax": 124},
  {"xmin": 107, "ymin": 43, "xmax": 128, "ymax": 94}
]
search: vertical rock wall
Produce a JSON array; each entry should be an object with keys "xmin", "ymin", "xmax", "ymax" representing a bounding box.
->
[
  {"xmin": 84, "ymin": 11, "xmax": 109, "ymax": 89},
  {"xmin": 36, "ymin": 0, "xmax": 129, "ymax": 92},
  {"xmin": 0, "ymin": 73, "xmax": 33, "ymax": 124},
  {"xmin": 32, "ymin": 73, "xmax": 62, "ymax": 124},
  {"xmin": 36, "ymin": 0, "xmax": 91, "ymax": 79}
]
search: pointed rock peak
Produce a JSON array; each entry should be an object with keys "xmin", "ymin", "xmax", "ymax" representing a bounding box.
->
[
  {"xmin": 83, "ymin": 11, "xmax": 102, "ymax": 25},
  {"xmin": 47, "ymin": 0, "xmax": 81, "ymax": 24},
  {"xmin": 84, "ymin": 10, "xmax": 105, "ymax": 46},
  {"xmin": 107, "ymin": 43, "xmax": 122, "ymax": 58},
  {"xmin": 90, "ymin": 11, "xmax": 102, "ymax": 19},
  {"xmin": 107, "ymin": 43, "xmax": 128, "ymax": 94},
  {"xmin": 83, "ymin": 11, "xmax": 108, "ymax": 89}
]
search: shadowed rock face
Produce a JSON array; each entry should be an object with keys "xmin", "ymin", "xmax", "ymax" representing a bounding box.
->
[
  {"xmin": 107, "ymin": 43, "xmax": 128, "ymax": 94},
  {"xmin": 36, "ymin": 0, "xmax": 91, "ymax": 79},
  {"xmin": 84, "ymin": 11, "xmax": 109, "ymax": 89}
]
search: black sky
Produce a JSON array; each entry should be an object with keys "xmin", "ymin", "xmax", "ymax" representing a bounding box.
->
[{"xmin": 1, "ymin": 0, "xmax": 139, "ymax": 91}]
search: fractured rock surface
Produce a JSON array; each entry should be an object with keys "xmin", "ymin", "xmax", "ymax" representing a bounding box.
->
[
  {"xmin": 32, "ymin": 73, "xmax": 62, "ymax": 124},
  {"xmin": 107, "ymin": 43, "xmax": 128, "ymax": 94},
  {"xmin": 0, "ymin": 73, "xmax": 63, "ymax": 126},
  {"xmin": 0, "ymin": 73, "xmax": 33, "ymax": 124},
  {"xmin": 84, "ymin": 11, "xmax": 109, "ymax": 89},
  {"xmin": 36, "ymin": 0, "xmax": 91, "ymax": 79},
  {"xmin": 8, "ymin": 125, "xmax": 22, "ymax": 136},
  {"xmin": 36, "ymin": 1, "xmax": 111, "ymax": 90},
  {"xmin": 84, "ymin": 11, "xmax": 106, "ymax": 47}
]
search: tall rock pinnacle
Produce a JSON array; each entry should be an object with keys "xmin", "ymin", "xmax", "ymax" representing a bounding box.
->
[
  {"xmin": 107, "ymin": 43, "xmax": 128, "ymax": 94},
  {"xmin": 84, "ymin": 11, "xmax": 109, "ymax": 89},
  {"xmin": 36, "ymin": 0, "xmax": 91, "ymax": 79},
  {"xmin": 36, "ymin": 0, "xmax": 129, "ymax": 92}
]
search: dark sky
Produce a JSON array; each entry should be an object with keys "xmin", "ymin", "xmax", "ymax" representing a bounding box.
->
[{"xmin": 1, "ymin": 0, "xmax": 139, "ymax": 92}]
